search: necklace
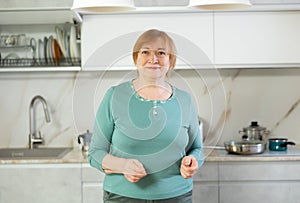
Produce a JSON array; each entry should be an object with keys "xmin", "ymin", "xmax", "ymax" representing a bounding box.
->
[
  {"xmin": 131, "ymin": 80, "xmax": 174, "ymax": 116},
  {"xmin": 152, "ymin": 100, "xmax": 158, "ymax": 116},
  {"xmin": 133, "ymin": 79, "xmax": 172, "ymax": 101}
]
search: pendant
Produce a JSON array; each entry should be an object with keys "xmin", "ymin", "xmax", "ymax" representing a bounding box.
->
[{"xmin": 152, "ymin": 101, "xmax": 158, "ymax": 116}]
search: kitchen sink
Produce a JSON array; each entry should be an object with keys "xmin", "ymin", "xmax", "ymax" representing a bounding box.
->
[{"xmin": 0, "ymin": 147, "xmax": 72, "ymax": 159}]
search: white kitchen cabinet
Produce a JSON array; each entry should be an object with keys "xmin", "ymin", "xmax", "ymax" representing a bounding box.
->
[
  {"xmin": 81, "ymin": 163, "xmax": 105, "ymax": 203},
  {"xmin": 0, "ymin": 163, "xmax": 82, "ymax": 203},
  {"xmin": 193, "ymin": 162, "xmax": 219, "ymax": 203},
  {"xmin": 81, "ymin": 12, "xmax": 214, "ymax": 71},
  {"xmin": 214, "ymin": 11, "xmax": 300, "ymax": 68},
  {"xmin": 218, "ymin": 161, "xmax": 300, "ymax": 203},
  {"xmin": 0, "ymin": 9, "xmax": 77, "ymax": 25},
  {"xmin": 0, "ymin": 0, "xmax": 81, "ymax": 72},
  {"xmin": 0, "ymin": 0, "xmax": 76, "ymax": 25},
  {"xmin": 0, "ymin": 25, "xmax": 81, "ymax": 72},
  {"xmin": 1, "ymin": 160, "xmax": 298, "ymax": 203}
]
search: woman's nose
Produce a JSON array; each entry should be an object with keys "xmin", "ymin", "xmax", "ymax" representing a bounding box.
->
[{"xmin": 149, "ymin": 52, "xmax": 158, "ymax": 63}]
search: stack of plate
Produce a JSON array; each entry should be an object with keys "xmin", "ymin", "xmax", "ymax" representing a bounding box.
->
[
  {"xmin": 55, "ymin": 23, "xmax": 80, "ymax": 65},
  {"xmin": 35, "ymin": 23, "xmax": 80, "ymax": 66},
  {"xmin": 37, "ymin": 35, "xmax": 62, "ymax": 66}
]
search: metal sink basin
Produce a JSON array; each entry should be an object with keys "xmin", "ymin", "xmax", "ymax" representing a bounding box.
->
[{"xmin": 0, "ymin": 147, "xmax": 72, "ymax": 159}]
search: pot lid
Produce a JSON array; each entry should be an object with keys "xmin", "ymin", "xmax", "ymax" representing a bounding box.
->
[{"xmin": 242, "ymin": 121, "xmax": 267, "ymax": 131}]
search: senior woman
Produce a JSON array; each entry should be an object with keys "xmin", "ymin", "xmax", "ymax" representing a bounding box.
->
[{"xmin": 88, "ymin": 29, "xmax": 204, "ymax": 203}]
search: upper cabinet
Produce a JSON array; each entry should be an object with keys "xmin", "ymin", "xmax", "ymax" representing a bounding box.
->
[
  {"xmin": 82, "ymin": 9, "xmax": 300, "ymax": 70},
  {"xmin": 214, "ymin": 11, "xmax": 300, "ymax": 68},
  {"xmin": 81, "ymin": 12, "xmax": 214, "ymax": 71},
  {"xmin": 0, "ymin": 0, "xmax": 81, "ymax": 72},
  {"xmin": 0, "ymin": 0, "xmax": 79, "ymax": 25}
]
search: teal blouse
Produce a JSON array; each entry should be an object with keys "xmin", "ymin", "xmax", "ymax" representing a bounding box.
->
[{"xmin": 88, "ymin": 81, "xmax": 204, "ymax": 200}]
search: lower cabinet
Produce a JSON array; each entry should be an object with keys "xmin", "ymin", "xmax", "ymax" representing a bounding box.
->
[
  {"xmin": 1, "ymin": 161, "xmax": 298, "ymax": 203},
  {"xmin": 0, "ymin": 163, "xmax": 82, "ymax": 203},
  {"xmin": 193, "ymin": 162, "xmax": 219, "ymax": 203},
  {"xmin": 218, "ymin": 161, "xmax": 300, "ymax": 203},
  {"xmin": 81, "ymin": 163, "xmax": 104, "ymax": 203},
  {"xmin": 82, "ymin": 182, "xmax": 103, "ymax": 203}
]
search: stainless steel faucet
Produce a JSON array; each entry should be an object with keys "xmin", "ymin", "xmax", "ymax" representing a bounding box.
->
[{"xmin": 29, "ymin": 95, "xmax": 51, "ymax": 149}]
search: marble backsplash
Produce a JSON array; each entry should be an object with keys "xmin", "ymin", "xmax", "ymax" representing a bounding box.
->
[{"xmin": 0, "ymin": 68, "xmax": 299, "ymax": 149}]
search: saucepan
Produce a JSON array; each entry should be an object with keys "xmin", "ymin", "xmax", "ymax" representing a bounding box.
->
[
  {"xmin": 268, "ymin": 138, "xmax": 296, "ymax": 151},
  {"xmin": 239, "ymin": 121, "xmax": 270, "ymax": 141},
  {"xmin": 224, "ymin": 140, "xmax": 267, "ymax": 155}
]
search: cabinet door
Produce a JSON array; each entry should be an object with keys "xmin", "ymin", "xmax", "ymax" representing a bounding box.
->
[
  {"xmin": 82, "ymin": 164, "xmax": 105, "ymax": 203},
  {"xmin": 82, "ymin": 183, "xmax": 103, "ymax": 203},
  {"xmin": 193, "ymin": 162, "xmax": 219, "ymax": 203},
  {"xmin": 219, "ymin": 182, "xmax": 300, "ymax": 203},
  {"xmin": 0, "ymin": 164, "xmax": 81, "ymax": 203},
  {"xmin": 218, "ymin": 161, "xmax": 300, "ymax": 203},
  {"xmin": 81, "ymin": 13, "xmax": 213, "ymax": 70},
  {"xmin": 214, "ymin": 11, "xmax": 300, "ymax": 67}
]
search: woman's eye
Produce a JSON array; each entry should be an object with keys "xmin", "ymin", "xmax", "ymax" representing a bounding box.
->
[
  {"xmin": 141, "ymin": 50, "xmax": 149, "ymax": 55},
  {"xmin": 157, "ymin": 51, "xmax": 166, "ymax": 56}
]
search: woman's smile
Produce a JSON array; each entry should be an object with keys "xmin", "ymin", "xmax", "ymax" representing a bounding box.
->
[{"xmin": 145, "ymin": 66, "xmax": 160, "ymax": 70}]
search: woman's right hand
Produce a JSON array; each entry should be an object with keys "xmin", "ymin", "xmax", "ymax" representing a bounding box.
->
[
  {"xmin": 102, "ymin": 155, "xmax": 147, "ymax": 182},
  {"xmin": 123, "ymin": 159, "xmax": 147, "ymax": 183}
]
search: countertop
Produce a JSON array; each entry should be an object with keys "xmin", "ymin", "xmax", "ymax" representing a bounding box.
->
[
  {"xmin": 205, "ymin": 145, "xmax": 300, "ymax": 162},
  {"xmin": 1, "ymin": 146, "xmax": 300, "ymax": 164}
]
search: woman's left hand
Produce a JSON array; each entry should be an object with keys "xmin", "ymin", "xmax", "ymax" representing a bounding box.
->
[{"xmin": 180, "ymin": 156, "xmax": 199, "ymax": 179}]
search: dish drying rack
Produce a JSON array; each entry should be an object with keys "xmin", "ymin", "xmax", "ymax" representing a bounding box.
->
[
  {"xmin": 0, "ymin": 43, "xmax": 81, "ymax": 68},
  {"xmin": 0, "ymin": 22, "xmax": 81, "ymax": 69},
  {"xmin": 0, "ymin": 57, "xmax": 81, "ymax": 67}
]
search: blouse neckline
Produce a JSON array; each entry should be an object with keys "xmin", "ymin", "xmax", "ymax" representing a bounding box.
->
[{"xmin": 129, "ymin": 80, "xmax": 175, "ymax": 103}]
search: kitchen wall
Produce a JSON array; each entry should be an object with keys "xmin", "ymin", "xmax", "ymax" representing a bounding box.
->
[{"xmin": 0, "ymin": 68, "xmax": 299, "ymax": 148}]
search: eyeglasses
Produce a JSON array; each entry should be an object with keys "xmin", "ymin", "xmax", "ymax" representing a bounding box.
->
[{"xmin": 138, "ymin": 48, "xmax": 169, "ymax": 58}]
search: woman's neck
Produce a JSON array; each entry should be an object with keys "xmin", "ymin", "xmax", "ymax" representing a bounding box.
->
[
  {"xmin": 132, "ymin": 78, "xmax": 172, "ymax": 100},
  {"xmin": 134, "ymin": 76, "xmax": 166, "ymax": 87}
]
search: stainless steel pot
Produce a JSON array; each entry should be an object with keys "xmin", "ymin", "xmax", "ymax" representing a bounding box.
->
[
  {"xmin": 224, "ymin": 140, "xmax": 266, "ymax": 155},
  {"xmin": 239, "ymin": 121, "xmax": 270, "ymax": 141}
]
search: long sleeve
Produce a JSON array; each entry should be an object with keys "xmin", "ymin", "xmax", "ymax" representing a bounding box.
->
[
  {"xmin": 186, "ymin": 95, "xmax": 204, "ymax": 168},
  {"xmin": 88, "ymin": 87, "xmax": 115, "ymax": 173}
]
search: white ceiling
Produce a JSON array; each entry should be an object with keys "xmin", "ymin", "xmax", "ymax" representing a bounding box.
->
[
  {"xmin": 133, "ymin": 0, "xmax": 300, "ymax": 7},
  {"xmin": 134, "ymin": 0, "xmax": 189, "ymax": 7}
]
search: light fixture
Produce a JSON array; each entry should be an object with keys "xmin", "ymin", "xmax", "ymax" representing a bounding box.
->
[
  {"xmin": 189, "ymin": 0, "xmax": 252, "ymax": 10},
  {"xmin": 71, "ymin": 0, "xmax": 136, "ymax": 13}
]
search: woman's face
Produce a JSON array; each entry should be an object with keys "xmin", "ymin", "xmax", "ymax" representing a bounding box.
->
[{"xmin": 135, "ymin": 38, "xmax": 170, "ymax": 80}]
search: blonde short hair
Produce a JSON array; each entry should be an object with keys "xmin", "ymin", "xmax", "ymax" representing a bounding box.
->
[{"xmin": 132, "ymin": 29, "xmax": 177, "ymax": 70}]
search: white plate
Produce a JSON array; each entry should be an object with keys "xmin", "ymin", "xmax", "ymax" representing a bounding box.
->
[
  {"xmin": 63, "ymin": 23, "xmax": 73, "ymax": 64},
  {"xmin": 48, "ymin": 35, "xmax": 54, "ymax": 64},
  {"xmin": 64, "ymin": 27, "xmax": 68, "ymax": 57},
  {"xmin": 55, "ymin": 26, "xmax": 67, "ymax": 58},
  {"xmin": 38, "ymin": 39, "xmax": 44, "ymax": 61},
  {"xmin": 36, "ymin": 39, "xmax": 39, "ymax": 63},
  {"xmin": 70, "ymin": 25, "xmax": 80, "ymax": 59},
  {"xmin": 70, "ymin": 24, "xmax": 79, "ymax": 63},
  {"xmin": 37, "ymin": 39, "xmax": 41, "ymax": 64}
]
